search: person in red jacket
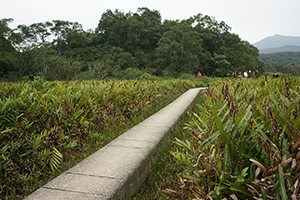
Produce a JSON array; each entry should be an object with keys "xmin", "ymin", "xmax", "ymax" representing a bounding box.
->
[
  {"xmin": 197, "ymin": 71, "xmax": 202, "ymax": 78},
  {"xmin": 238, "ymin": 71, "xmax": 242, "ymax": 78}
]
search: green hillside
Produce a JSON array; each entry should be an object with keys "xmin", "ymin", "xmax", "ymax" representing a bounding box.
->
[
  {"xmin": 259, "ymin": 45, "xmax": 300, "ymax": 54},
  {"xmin": 258, "ymin": 51, "xmax": 300, "ymax": 73},
  {"xmin": 258, "ymin": 51, "xmax": 300, "ymax": 64}
]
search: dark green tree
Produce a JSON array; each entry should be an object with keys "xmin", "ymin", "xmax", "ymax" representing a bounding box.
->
[
  {"xmin": 102, "ymin": 46, "xmax": 135, "ymax": 78},
  {"xmin": 96, "ymin": 9, "xmax": 131, "ymax": 51},
  {"xmin": 0, "ymin": 18, "xmax": 21, "ymax": 78},
  {"xmin": 155, "ymin": 23, "xmax": 203, "ymax": 77},
  {"xmin": 50, "ymin": 20, "xmax": 84, "ymax": 56},
  {"xmin": 17, "ymin": 22, "xmax": 53, "ymax": 48},
  {"xmin": 211, "ymin": 53, "xmax": 231, "ymax": 76}
]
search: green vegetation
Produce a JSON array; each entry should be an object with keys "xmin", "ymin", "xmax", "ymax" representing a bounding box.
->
[
  {"xmin": 135, "ymin": 76, "xmax": 300, "ymax": 199},
  {"xmin": 265, "ymin": 61, "xmax": 300, "ymax": 74},
  {"xmin": 1, "ymin": 8, "xmax": 264, "ymax": 81},
  {"xmin": 259, "ymin": 52, "xmax": 300, "ymax": 65},
  {"xmin": 0, "ymin": 78, "xmax": 204, "ymax": 199},
  {"xmin": 258, "ymin": 52, "xmax": 300, "ymax": 74}
]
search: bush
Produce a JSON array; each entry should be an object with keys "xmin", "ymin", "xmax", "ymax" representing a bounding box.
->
[
  {"xmin": 178, "ymin": 73, "xmax": 197, "ymax": 80},
  {"xmin": 121, "ymin": 68, "xmax": 144, "ymax": 80},
  {"xmin": 139, "ymin": 72, "xmax": 160, "ymax": 80}
]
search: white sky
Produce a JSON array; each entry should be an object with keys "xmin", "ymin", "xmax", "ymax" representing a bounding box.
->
[{"xmin": 1, "ymin": 0, "xmax": 299, "ymax": 44}]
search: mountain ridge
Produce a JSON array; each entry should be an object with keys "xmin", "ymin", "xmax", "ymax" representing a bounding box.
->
[
  {"xmin": 252, "ymin": 35, "xmax": 300, "ymax": 53},
  {"xmin": 259, "ymin": 45, "xmax": 300, "ymax": 54},
  {"xmin": 253, "ymin": 34, "xmax": 300, "ymax": 49}
]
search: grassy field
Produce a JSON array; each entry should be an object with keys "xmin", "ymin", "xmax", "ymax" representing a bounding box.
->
[{"xmin": 1, "ymin": 78, "xmax": 207, "ymax": 199}]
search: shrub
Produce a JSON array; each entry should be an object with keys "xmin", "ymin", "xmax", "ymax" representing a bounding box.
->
[{"xmin": 139, "ymin": 72, "xmax": 160, "ymax": 80}]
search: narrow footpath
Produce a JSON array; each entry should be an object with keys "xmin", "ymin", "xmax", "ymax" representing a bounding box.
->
[{"xmin": 25, "ymin": 87, "xmax": 206, "ymax": 200}]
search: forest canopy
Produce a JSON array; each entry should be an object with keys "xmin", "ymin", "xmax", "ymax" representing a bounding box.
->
[{"xmin": 0, "ymin": 8, "xmax": 265, "ymax": 81}]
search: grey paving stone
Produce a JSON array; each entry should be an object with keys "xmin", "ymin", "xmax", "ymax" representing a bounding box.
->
[
  {"xmin": 24, "ymin": 187, "xmax": 108, "ymax": 200},
  {"xmin": 66, "ymin": 145, "xmax": 149, "ymax": 179},
  {"xmin": 114, "ymin": 123, "xmax": 171, "ymax": 143},
  {"xmin": 44, "ymin": 172, "xmax": 125, "ymax": 197}
]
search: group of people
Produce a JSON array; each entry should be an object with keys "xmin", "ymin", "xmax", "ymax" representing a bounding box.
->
[
  {"xmin": 196, "ymin": 70, "xmax": 280, "ymax": 79},
  {"xmin": 197, "ymin": 71, "xmax": 209, "ymax": 78},
  {"xmin": 233, "ymin": 70, "xmax": 259, "ymax": 79}
]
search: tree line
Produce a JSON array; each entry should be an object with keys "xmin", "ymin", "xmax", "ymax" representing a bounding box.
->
[{"xmin": 0, "ymin": 7, "xmax": 265, "ymax": 81}]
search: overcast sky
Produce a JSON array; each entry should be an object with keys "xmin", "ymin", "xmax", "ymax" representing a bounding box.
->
[{"xmin": 1, "ymin": 0, "xmax": 299, "ymax": 44}]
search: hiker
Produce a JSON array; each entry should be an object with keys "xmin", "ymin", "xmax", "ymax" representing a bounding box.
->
[
  {"xmin": 233, "ymin": 71, "xmax": 236, "ymax": 78},
  {"xmin": 197, "ymin": 71, "xmax": 202, "ymax": 78},
  {"xmin": 273, "ymin": 71, "xmax": 279, "ymax": 78},
  {"xmin": 248, "ymin": 70, "xmax": 252, "ymax": 78},
  {"xmin": 255, "ymin": 70, "xmax": 259, "ymax": 78},
  {"xmin": 238, "ymin": 71, "xmax": 242, "ymax": 78}
]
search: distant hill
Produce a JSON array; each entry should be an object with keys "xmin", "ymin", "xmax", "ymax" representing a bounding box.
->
[
  {"xmin": 258, "ymin": 51, "xmax": 300, "ymax": 64},
  {"xmin": 259, "ymin": 45, "xmax": 300, "ymax": 54},
  {"xmin": 252, "ymin": 34, "xmax": 300, "ymax": 53}
]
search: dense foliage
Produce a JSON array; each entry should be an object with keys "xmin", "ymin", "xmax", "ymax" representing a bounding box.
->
[
  {"xmin": 266, "ymin": 61, "xmax": 300, "ymax": 74},
  {"xmin": 1, "ymin": 8, "xmax": 265, "ymax": 81},
  {"xmin": 259, "ymin": 52, "xmax": 300, "ymax": 65},
  {"xmin": 0, "ymin": 78, "xmax": 201, "ymax": 199},
  {"xmin": 259, "ymin": 52, "xmax": 300, "ymax": 74},
  {"xmin": 168, "ymin": 76, "xmax": 300, "ymax": 199}
]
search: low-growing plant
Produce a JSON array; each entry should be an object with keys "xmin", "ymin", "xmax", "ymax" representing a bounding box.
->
[
  {"xmin": 23, "ymin": 76, "xmax": 55, "ymax": 91},
  {"xmin": 0, "ymin": 78, "xmax": 197, "ymax": 199},
  {"xmin": 166, "ymin": 77, "xmax": 300, "ymax": 199}
]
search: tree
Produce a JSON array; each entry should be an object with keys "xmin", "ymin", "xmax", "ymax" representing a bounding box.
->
[
  {"xmin": 50, "ymin": 20, "xmax": 84, "ymax": 56},
  {"xmin": 96, "ymin": 9, "xmax": 132, "ymax": 51},
  {"xmin": 155, "ymin": 23, "xmax": 203, "ymax": 77},
  {"xmin": 136, "ymin": 7, "xmax": 162, "ymax": 52},
  {"xmin": 102, "ymin": 46, "xmax": 135, "ymax": 78},
  {"xmin": 96, "ymin": 8, "xmax": 162, "ymax": 56},
  {"xmin": 17, "ymin": 22, "xmax": 53, "ymax": 49},
  {"xmin": 0, "ymin": 18, "xmax": 21, "ymax": 78},
  {"xmin": 14, "ymin": 22, "xmax": 53, "ymax": 78},
  {"xmin": 212, "ymin": 53, "xmax": 231, "ymax": 76},
  {"xmin": 191, "ymin": 14, "xmax": 230, "ymax": 54}
]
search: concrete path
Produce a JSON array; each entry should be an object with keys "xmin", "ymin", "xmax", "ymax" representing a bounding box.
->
[{"xmin": 24, "ymin": 88, "xmax": 206, "ymax": 200}]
